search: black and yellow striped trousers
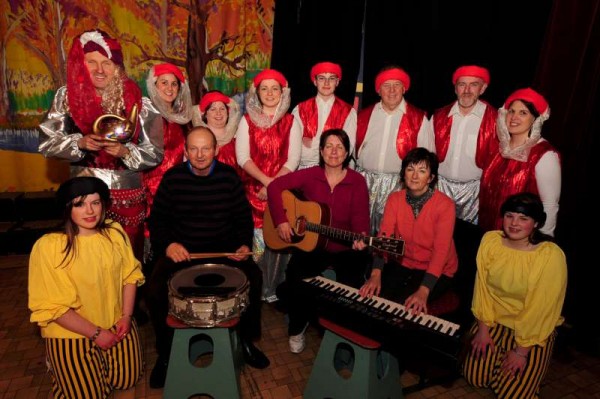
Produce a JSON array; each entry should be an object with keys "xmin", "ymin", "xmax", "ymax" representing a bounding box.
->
[
  {"xmin": 462, "ymin": 322, "xmax": 556, "ymax": 399},
  {"xmin": 45, "ymin": 321, "xmax": 143, "ymax": 399}
]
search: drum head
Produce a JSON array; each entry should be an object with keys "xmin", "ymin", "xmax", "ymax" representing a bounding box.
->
[
  {"xmin": 168, "ymin": 263, "xmax": 250, "ymax": 327},
  {"xmin": 169, "ymin": 263, "xmax": 248, "ymax": 299}
]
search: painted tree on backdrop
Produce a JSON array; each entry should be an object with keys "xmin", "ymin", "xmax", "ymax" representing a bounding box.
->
[
  {"xmin": 186, "ymin": 0, "xmax": 274, "ymax": 102},
  {"xmin": 0, "ymin": 0, "xmax": 274, "ymax": 127}
]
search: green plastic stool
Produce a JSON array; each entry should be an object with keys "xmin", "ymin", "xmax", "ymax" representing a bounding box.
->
[
  {"xmin": 163, "ymin": 315, "xmax": 242, "ymax": 399},
  {"xmin": 304, "ymin": 318, "xmax": 403, "ymax": 399}
]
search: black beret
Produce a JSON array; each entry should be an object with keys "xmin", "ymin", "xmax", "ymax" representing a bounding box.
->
[{"xmin": 56, "ymin": 176, "xmax": 110, "ymax": 208}]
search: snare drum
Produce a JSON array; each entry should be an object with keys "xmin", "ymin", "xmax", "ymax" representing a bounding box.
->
[{"xmin": 168, "ymin": 263, "xmax": 250, "ymax": 327}]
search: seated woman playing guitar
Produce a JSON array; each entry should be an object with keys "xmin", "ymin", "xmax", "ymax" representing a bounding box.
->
[
  {"xmin": 267, "ymin": 128, "xmax": 371, "ymax": 354},
  {"xmin": 359, "ymin": 147, "xmax": 459, "ymax": 315}
]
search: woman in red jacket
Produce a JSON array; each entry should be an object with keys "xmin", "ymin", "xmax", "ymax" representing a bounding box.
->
[{"xmin": 359, "ymin": 147, "xmax": 458, "ymax": 315}]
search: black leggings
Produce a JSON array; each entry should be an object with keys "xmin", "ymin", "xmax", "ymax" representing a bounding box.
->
[{"xmin": 285, "ymin": 249, "xmax": 369, "ymax": 335}]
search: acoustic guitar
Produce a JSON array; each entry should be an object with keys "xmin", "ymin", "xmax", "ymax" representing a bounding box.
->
[{"xmin": 263, "ymin": 190, "xmax": 404, "ymax": 256}]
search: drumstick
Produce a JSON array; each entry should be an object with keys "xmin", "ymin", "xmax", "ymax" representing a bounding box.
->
[{"xmin": 189, "ymin": 252, "xmax": 254, "ymax": 259}]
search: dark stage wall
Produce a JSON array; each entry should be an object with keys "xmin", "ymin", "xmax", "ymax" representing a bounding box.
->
[
  {"xmin": 272, "ymin": 0, "xmax": 552, "ymax": 112},
  {"xmin": 272, "ymin": 0, "xmax": 600, "ymax": 356}
]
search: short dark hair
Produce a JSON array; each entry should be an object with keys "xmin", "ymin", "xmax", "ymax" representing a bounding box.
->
[
  {"xmin": 186, "ymin": 126, "xmax": 217, "ymax": 149},
  {"xmin": 318, "ymin": 129, "xmax": 351, "ymax": 168},
  {"xmin": 55, "ymin": 176, "xmax": 119, "ymax": 267},
  {"xmin": 201, "ymin": 90, "xmax": 230, "ymax": 125},
  {"xmin": 508, "ymin": 99, "xmax": 540, "ymax": 118},
  {"xmin": 400, "ymin": 147, "xmax": 439, "ymax": 188},
  {"xmin": 500, "ymin": 192, "xmax": 552, "ymax": 244}
]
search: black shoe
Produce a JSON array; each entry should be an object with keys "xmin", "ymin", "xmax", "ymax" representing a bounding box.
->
[
  {"xmin": 241, "ymin": 340, "xmax": 270, "ymax": 369},
  {"xmin": 149, "ymin": 358, "xmax": 168, "ymax": 389}
]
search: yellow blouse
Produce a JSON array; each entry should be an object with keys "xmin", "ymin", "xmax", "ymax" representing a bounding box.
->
[
  {"xmin": 28, "ymin": 222, "xmax": 145, "ymax": 339},
  {"xmin": 472, "ymin": 231, "xmax": 567, "ymax": 347}
]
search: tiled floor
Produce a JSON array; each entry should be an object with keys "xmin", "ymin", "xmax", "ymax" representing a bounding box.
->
[{"xmin": 1, "ymin": 254, "xmax": 599, "ymax": 398}]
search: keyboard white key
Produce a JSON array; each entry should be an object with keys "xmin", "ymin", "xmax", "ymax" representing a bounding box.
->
[{"xmin": 304, "ymin": 276, "xmax": 460, "ymax": 337}]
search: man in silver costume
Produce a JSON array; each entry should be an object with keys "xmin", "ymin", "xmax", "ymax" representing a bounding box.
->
[
  {"xmin": 428, "ymin": 65, "xmax": 498, "ymax": 225},
  {"xmin": 354, "ymin": 66, "xmax": 433, "ymax": 235},
  {"xmin": 39, "ymin": 29, "xmax": 163, "ymax": 262},
  {"xmin": 426, "ymin": 65, "xmax": 499, "ymax": 318}
]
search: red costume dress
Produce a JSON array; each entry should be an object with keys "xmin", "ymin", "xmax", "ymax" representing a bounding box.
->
[
  {"xmin": 141, "ymin": 63, "xmax": 193, "ymax": 240},
  {"xmin": 216, "ymin": 140, "xmax": 240, "ymax": 171},
  {"xmin": 479, "ymin": 140, "xmax": 559, "ymax": 232},
  {"xmin": 141, "ymin": 111, "xmax": 186, "ymax": 219},
  {"xmin": 244, "ymin": 114, "xmax": 294, "ymax": 227}
]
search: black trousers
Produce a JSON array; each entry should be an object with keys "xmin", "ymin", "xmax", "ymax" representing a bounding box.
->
[
  {"xmin": 284, "ymin": 249, "xmax": 369, "ymax": 336},
  {"xmin": 379, "ymin": 262, "xmax": 453, "ymax": 304},
  {"xmin": 146, "ymin": 256, "xmax": 263, "ymax": 360}
]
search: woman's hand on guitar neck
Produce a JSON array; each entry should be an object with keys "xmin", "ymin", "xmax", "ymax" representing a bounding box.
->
[
  {"xmin": 352, "ymin": 233, "xmax": 368, "ymax": 251},
  {"xmin": 276, "ymin": 222, "xmax": 293, "ymax": 242}
]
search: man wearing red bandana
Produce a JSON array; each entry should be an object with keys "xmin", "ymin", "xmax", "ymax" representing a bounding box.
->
[
  {"xmin": 355, "ymin": 66, "xmax": 432, "ymax": 234},
  {"xmin": 429, "ymin": 65, "xmax": 498, "ymax": 225},
  {"xmin": 39, "ymin": 30, "xmax": 164, "ymax": 262},
  {"xmin": 292, "ymin": 61, "xmax": 357, "ymax": 169}
]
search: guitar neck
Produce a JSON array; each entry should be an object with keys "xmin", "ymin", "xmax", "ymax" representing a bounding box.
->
[{"xmin": 304, "ymin": 221, "xmax": 364, "ymax": 245}]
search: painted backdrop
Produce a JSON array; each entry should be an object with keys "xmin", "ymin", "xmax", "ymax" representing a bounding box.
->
[{"xmin": 0, "ymin": 0, "xmax": 274, "ymax": 191}]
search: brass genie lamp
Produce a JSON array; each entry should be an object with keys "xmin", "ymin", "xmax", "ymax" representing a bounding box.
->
[{"xmin": 92, "ymin": 104, "xmax": 138, "ymax": 143}]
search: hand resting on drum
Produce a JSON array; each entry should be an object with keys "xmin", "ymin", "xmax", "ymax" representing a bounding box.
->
[{"xmin": 166, "ymin": 242, "xmax": 191, "ymax": 262}]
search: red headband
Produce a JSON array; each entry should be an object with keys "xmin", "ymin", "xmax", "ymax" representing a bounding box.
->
[
  {"xmin": 253, "ymin": 69, "xmax": 288, "ymax": 88},
  {"xmin": 199, "ymin": 91, "xmax": 231, "ymax": 113},
  {"xmin": 153, "ymin": 63, "xmax": 185, "ymax": 83},
  {"xmin": 504, "ymin": 88, "xmax": 549, "ymax": 115},
  {"xmin": 79, "ymin": 30, "xmax": 124, "ymax": 67},
  {"xmin": 375, "ymin": 68, "xmax": 411, "ymax": 92},
  {"xmin": 452, "ymin": 65, "xmax": 490, "ymax": 84},
  {"xmin": 310, "ymin": 62, "xmax": 342, "ymax": 81}
]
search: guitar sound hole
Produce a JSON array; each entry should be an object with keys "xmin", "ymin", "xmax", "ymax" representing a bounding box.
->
[{"xmin": 295, "ymin": 216, "xmax": 307, "ymax": 235}]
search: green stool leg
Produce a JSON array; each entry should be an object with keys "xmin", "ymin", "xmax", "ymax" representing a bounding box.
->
[
  {"xmin": 164, "ymin": 327, "xmax": 241, "ymax": 398},
  {"xmin": 304, "ymin": 330, "xmax": 403, "ymax": 399}
]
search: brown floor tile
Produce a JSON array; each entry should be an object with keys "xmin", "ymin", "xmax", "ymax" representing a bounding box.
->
[{"xmin": 3, "ymin": 256, "xmax": 600, "ymax": 398}]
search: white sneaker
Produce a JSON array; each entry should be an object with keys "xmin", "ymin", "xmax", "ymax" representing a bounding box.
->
[
  {"xmin": 289, "ymin": 332, "xmax": 306, "ymax": 353},
  {"xmin": 289, "ymin": 323, "xmax": 308, "ymax": 353}
]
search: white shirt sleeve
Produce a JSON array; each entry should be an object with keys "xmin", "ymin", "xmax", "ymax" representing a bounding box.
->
[
  {"xmin": 283, "ymin": 117, "xmax": 302, "ymax": 171},
  {"xmin": 291, "ymin": 105, "xmax": 304, "ymax": 133},
  {"xmin": 535, "ymin": 150, "xmax": 561, "ymax": 236},
  {"xmin": 343, "ymin": 108, "xmax": 358, "ymax": 154},
  {"xmin": 235, "ymin": 117, "xmax": 250, "ymax": 168},
  {"xmin": 417, "ymin": 115, "xmax": 435, "ymax": 152}
]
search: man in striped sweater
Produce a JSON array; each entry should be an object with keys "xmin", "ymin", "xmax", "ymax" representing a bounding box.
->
[{"xmin": 146, "ymin": 127, "xmax": 269, "ymax": 388}]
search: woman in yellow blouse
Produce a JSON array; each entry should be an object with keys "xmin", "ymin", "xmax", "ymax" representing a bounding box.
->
[
  {"xmin": 28, "ymin": 176, "xmax": 145, "ymax": 399},
  {"xmin": 462, "ymin": 192, "xmax": 567, "ymax": 398}
]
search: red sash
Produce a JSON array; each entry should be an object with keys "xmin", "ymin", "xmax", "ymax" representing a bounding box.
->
[
  {"xmin": 432, "ymin": 101, "xmax": 498, "ymax": 167},
  {"xmin": 356, "ymin": 103, "xmax": 426, "ymax": 159},
  {"xmin": 297, "ymin": 97, "xmax": 352, "ymax": 138}
]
